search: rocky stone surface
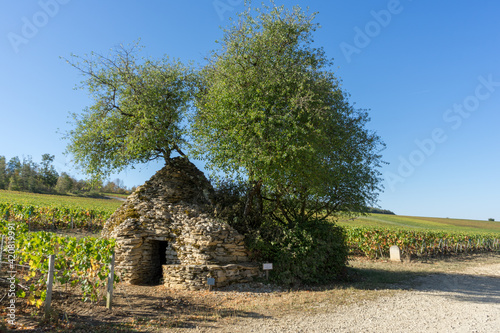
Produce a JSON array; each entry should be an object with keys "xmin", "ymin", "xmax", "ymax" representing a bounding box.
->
[
  {"xmin": 101, "ymin": 157, "xmax": 259, "ymax": 289},
  {"xmin": 163, "ymin": 264, "xmax": 261, "ymax": 290}
]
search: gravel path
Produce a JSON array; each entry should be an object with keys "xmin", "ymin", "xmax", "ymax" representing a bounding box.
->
[{"xmin": 196, "ymin": 263, "xmax": 500, "ymax": 333}]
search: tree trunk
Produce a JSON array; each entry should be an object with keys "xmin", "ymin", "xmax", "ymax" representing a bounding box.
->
[{"xmin": 244, "ymin": 179, "xmax": 263, "ymax": 226}]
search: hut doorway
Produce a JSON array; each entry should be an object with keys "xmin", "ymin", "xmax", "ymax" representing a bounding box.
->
[{"xmin": 151, "ymin": 240, "xmax": 169, "ymax": 284}]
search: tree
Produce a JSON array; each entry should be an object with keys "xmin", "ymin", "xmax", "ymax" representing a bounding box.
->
[
  {"xmin": 19, "ymin": 156, "xmax": 39, "ymax": 192},
  {"xmin": 39, "ymin": 153, "xmax": 59, "ymax": 189},
  {"xmin": 63, "ymin": 42, "xmax": 199, "ymax": 180},
  {"xmin": 102, "ymin": 178, "xmax": 127, "ymax": 194},
  {"xmin": 7, "ymin": 156, "xmax": 22, "ymax": 191},
  {"xmin": 55, "ymin": 172, "xmax": 74, "ymax": 193},
  {"xmin": 192, "ymin": 3, "xmax": 384, "ymax": 224},
  {"xmin": 0, "ymin": 156, "xmax": 7, "ymax": 189},
  {"xmin": 7, "ymin": 156, "xmax": 21, "ymax": 175}
]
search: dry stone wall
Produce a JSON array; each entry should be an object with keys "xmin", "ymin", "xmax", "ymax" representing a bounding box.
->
[
  {"xmin": 101, "ymin": 157, "xmax": 259, "ymax": 288},
  {"xmin": 163, "ymin": 264, "xmax": 260, "ymax": 290}
]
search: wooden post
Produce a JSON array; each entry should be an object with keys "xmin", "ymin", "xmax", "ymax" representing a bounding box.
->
[
  {"xmin": 263, "ymin": 263, "xmax": 273, "ymax": 281},
  {"xmin": 207, "ymin": 277, "xmax": 215, "ymax": 291},
  {"xmin": 0, "ymin": 235, "xmax": 4, "ymax": 271},
  {"xmin": 70, "ymin": 216, "xmax": 74, "ymax": 229},
  {"xmin": 106, "ymin": 252, "xmax": 115, "ymax": 310},
  {"xmin": 45, "ymin": 254, "xmax": 55, "ymax": 317}
]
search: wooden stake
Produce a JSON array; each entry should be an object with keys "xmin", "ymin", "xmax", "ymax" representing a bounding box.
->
[
  {"xmin": 0, "ymin": 235, "xmax": 4, "ymax": 271},
  {"xmin": 45, "ymin": 254, "xmax": 55, "ymax": 317},
  {"xmin": 106, "ymin": 252, "xmax": 115, "ymax": 310}
]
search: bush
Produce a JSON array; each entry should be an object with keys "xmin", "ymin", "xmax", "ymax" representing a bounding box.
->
[
  {"xmin": 212, "ymin": 179, "xmax": 262, "ymax": 234},
  {"xmin": 249, "ymin": 219, "xmax": 348, "ymax": 286},
  {"xmin": 213, "ymin": 181, "xmax": 349, "ymax": 286},
  {"xmin": 489, "ymin": 218, "xmax": 495, "ymax": 221}
]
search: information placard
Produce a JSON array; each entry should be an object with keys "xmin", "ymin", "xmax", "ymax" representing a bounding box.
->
[{"xmin": 263, "ymin": 263, "xmax": 273, "ymax": 270}]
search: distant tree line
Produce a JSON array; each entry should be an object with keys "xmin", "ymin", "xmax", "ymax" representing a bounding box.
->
[
  {"xmin": 0, "ymin": 154, "xmax": 130, "ymax": 195},
  {"xmin": 367, "ymin": 207, "xmax": 395, "ymax": 215}
]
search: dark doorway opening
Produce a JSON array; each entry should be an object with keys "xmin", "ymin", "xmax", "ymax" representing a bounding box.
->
[{"xmin": 151, "ymin": 240, "xmax": 168, "ymax": 284}]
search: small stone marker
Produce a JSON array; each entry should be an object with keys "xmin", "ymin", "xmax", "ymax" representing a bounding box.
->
[
  {"xmin": 207, "ymin": 277, "xmax": 215, "ymax": 291},
  {"xmin": 390, "ymin": 245, "xmax": 401, "ymax": 262}
]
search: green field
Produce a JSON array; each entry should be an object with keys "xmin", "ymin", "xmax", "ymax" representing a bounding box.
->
[
  {"xmin": 338, "ymin": 214, "xmax": 500, "ymax": 235},
  {"xmin": 0, "ymin": 190, "xmax": 122, "ymax": 212},
  {"xmin": 1, "ymin": 189, "xmax": 499, "ymax": 236},
  {"xmin": 102, "ymin": 192, "xmax": 130, "ymax": 199}
]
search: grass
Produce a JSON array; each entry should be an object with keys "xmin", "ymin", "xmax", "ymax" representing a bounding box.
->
[
  {"xmin": 102, "ymin": 192, "xmax": 130, "ymax": 198},
  {"xmin": 338, "ymin": 213, "xmax": 500, "ymax": 234},
  {"xmin": 0, "ymin": 189, "xmax": 122, "ymax": 212}
]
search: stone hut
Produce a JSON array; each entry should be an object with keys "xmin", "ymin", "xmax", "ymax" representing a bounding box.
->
[{"xmin": 101, "ymin": 157, "xmax": 259, "ymax": 290}]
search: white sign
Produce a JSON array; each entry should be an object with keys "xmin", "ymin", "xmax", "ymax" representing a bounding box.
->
[{"xmin": 263, "ymin": 263, "xmax": 273, "ymax": 270}]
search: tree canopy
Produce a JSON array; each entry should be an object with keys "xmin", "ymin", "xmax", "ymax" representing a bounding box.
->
[
  {"xmin": 62, "ymin": 3, "xmax": 385, "ymax": 285},
  {"xmin": 64, "ymin": 3, "xmax": 384, "ymax": 223},
  {"xmin": 192, "ymin": 4, "xmax": 385, "ymax": 222},
  {"xmin": 0, "ymin": 154, "xmax": 59, "ymax": 193},
  {"xmin": 64, "ymin": 43, "xmax": 198, "ymax": 180}
]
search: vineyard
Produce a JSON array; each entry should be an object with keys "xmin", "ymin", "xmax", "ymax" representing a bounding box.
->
[
  {"xmin": 0, "ymin": 190, "xmax": 122, "ymax": 231},
  {"xmin": 0, "ymin": 189, "xmax": 498, "ymax": 260},
  {"xmin": 0, "ymin": 190, "xmax": 499, "ymax": 330},
  {"xmin": 0, "ymin": 190, "xmax": 123, "ymax": 211},
  {"xmin": 338, "ymin": 214, "xmax": 500, "ymax": 258},
  {"xmin": 338, "ymin": 214, "xmax": 500, "ymax": 234},
  {"xmin": 345, "ymin": 227, "xmax": 500, "ymax": 258},
  {"xmin": 0, "ymin": 202, "xmax": 112, "ymax": 231},
  {"xmin": 0, "ymin": 219, "xmax": 117, "ymax": 310}
]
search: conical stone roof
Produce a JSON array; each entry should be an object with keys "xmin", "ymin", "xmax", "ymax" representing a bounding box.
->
[{"xmin": 102, "ymin": 157, "xmax": 259, "ymax": 288}]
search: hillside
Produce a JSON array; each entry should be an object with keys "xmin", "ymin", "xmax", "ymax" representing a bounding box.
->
[
  {"xmin": 0, "ymin": 190, "xmax": 122, "ymax": 212},
  {"xmin": 338, "ymin": 214, "xmax": 500, "ymax": 234},
  {"xmin": 1, "ymin": 189, "xmax": 499, "ymax": 236}
]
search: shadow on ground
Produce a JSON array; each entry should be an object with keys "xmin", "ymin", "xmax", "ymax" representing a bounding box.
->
[{"xmin": 348, "ymin": 257, "xmax": 500, "ymax": 305}]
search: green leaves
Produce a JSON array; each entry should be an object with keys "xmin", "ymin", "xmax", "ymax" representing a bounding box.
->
[
  {"xmin": 192, "ymin": 3, "xmax": 384, "ymax": 222},
  {"xmin": 62, "ymin": 3, "xmax": 385, "ymax": 226},
  {"xmin": 0, "ymin": 202, "xmax": 111, "ymax": 230},
  {"xmin": 64, "ymin": 41, "xmax": 199, "ymax": 180},
  {"xmin": 345, "ymin": 226, "xmax": 500, "ymax": 258},
  {"xmin": 1, "ymin": 219, "xmax": 116, "ymax": 306},
  {"xmin": 248, "ymin": 218, "xmax": 348, "ymax": 285}
]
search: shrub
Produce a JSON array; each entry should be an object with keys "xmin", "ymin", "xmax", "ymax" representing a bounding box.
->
[
  {"xmin": 249, "ymin": 218, "xmax": 348, "ymax": 286},
  {"xmin": 213, "ymin": 180, "xmax": 348, "ymax": 286},
  {"xmin": 212, "ymin": 179, "xmax": 262, "ymax": 234},
  {"xmin": 488, "ymin": 218, "xmax": 495, "ymax": 222}
]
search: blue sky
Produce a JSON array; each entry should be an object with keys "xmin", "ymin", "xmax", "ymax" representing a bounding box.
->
[{"xmin": 1, "ymin": 1, "xmax": 499, "ymax": 221}]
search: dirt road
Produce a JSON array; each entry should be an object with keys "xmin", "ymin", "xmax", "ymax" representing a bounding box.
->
[{"xmin": 190, "ymin": 262, "xmax": 500, "ymax": 333}]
